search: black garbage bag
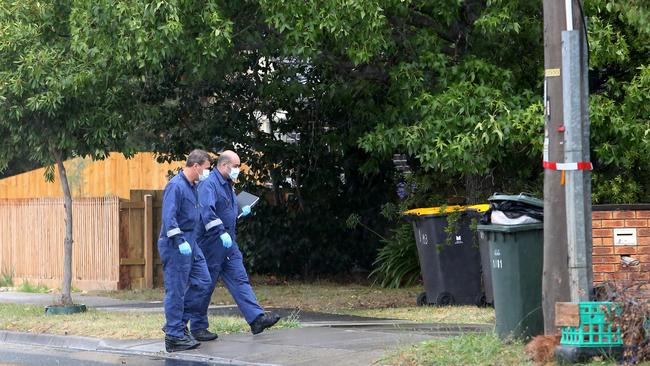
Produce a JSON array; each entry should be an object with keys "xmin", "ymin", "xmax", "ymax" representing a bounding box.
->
[
  {"xmin": 479, "ymin": 193, "xmax": 544, "ymax": 225},
  {"xmin": 490, "ymin": 200, "xmax": 544, "ymax": 221}
]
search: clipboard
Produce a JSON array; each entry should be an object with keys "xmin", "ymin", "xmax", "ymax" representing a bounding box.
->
[{"xmin": 237, "ymin": 191, "xmax": 259, "ymax": 218}]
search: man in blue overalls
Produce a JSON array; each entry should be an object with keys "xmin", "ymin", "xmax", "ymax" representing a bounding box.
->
[
  {"xmin": 158, "ymin": 149, "xmax": 213, "ymax": 352},
  {"xmin": 186, "ymin": 150, "xmax": 280, "ymax": 341}
]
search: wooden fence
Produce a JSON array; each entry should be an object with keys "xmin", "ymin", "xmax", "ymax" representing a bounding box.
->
[
  {"xmin": 0, "ymin": 190, "xmax": 166, "ymax": 291},
  {"xmin": 0, "ymin": 152, "xmax": 183, "ymax": 199},
  {"xmin": 0, "ymin": 196, "xmax": 121, "ymax": 290},
  {"xmin": 118, "ymin": 190, "xmax": 165, "ymax": 289}
]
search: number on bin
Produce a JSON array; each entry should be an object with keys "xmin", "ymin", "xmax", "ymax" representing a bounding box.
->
[
  {"xmin": 419, "ymin": 231, "xmax": 429, "ymax": 245},
  {"xmin": 492, "ymin": 259, "xmax": 503, "ymax": 269}
]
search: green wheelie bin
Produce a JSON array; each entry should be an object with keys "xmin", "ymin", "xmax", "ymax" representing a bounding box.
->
[
  {"xmin": 476, "ymin": 194, "xmax": 544, "ymax": 340},
  {"xmin": 466, "ymin": 204, "xmax": 494, "ymax": 306}
]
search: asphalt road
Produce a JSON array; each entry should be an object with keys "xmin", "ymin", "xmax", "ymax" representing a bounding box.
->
[{"xmin": 0, "ymin": 343, "xmax": 228, "ymax": 366}]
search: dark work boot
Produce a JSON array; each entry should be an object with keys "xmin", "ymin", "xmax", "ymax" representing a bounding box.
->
[
  {"xmin": 164, "ymin": 334, "xmax": 200, "ymax": 352},
  {"xmin": 184, "ymin": 327, "xmax": 197, "ymax": 342},
  {"xmin": 250, "ymin": 313, "xmax": 281, "ymax": 335},
  {"xmin": 191, "ymin": 328, "xmax": 219, "ymax": 341}
]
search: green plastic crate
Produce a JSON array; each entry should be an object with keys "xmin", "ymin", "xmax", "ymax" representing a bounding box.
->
[{"xmin": 560, "ymin": 301, "xmax": 623, "ymax": 347}]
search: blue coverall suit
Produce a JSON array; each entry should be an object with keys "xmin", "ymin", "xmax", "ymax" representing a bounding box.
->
[
  {"xmin": 186, "ymin": 169, "xmax": 264, "ymax": 331},
  {"xmin": 157, "ymin": 171, "xmax": 212, "ymax": 338}
]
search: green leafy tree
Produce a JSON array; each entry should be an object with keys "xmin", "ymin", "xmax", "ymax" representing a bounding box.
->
[
  {"xmin": 586, "ymin": 0, "xmax": 650, "ymax": 203},
  {"xmin": 69, "ymin": 0, "xmax": 650, "ymax": 282},
  {"xmin": 0, "ymin": 0, "xmax": 135, "ymax": 305},
  {"xmin": 71, "ymin": 0, "xmax": 398, "ymax": 276}
]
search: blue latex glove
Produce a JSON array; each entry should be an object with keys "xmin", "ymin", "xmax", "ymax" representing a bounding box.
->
[
  {"xmin": 241, "ymin": 205, "xmax": 251, "ymax": 217},
  {"xmin": 220, "ymin": 232, "xmax": 233, "ymax": 248},
  {"xmin": 178, "ymin": 241, "xmax": 192, "ymax": 256}
]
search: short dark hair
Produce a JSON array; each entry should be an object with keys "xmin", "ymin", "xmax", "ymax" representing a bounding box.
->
[{"xmin": 186, "ymin": 149, "xmax": 212, "ymax": 167}]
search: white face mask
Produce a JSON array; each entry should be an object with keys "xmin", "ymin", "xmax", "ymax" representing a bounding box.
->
[
  {"xmin": 199, "ymin": 169, "xmax": 210, "ymax": 182},
  {"xmin": 229, "ymin": 167, "xmax": 240, "ymax": 181}
]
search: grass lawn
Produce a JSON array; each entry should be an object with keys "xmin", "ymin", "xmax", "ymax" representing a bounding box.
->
[
  {"xmin": 93, "ymin": 279, "xmax": 496, "ymax": 325},
  {"xmin": 92, "ymin": 278, "xmax": 423, "ymax": 313},
  {"xmin": 0, "ymin": 304, "xmax": 298, "ymax": 339},
  {"xmin": 92, "ymin": 280, "xmax": 497, "ymax": 326},
  {"xmin": 342, "ymin": 306, "xmax": 495, "ymax": 324},
  {"xmin": 380, "ymin": 333, "xmax": 650, "ymax": 366},
  {"xmin": 381, "ymin": 334, "xmax": 532, "ymax": 366}
]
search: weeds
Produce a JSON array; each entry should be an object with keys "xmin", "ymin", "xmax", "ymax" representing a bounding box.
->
[
  {"xmin": 368, "ymin": 223, "xmax": 420, "ymax": 288},
  {"xmin": 17, "ymin": 281, "xmax": 49, "ymax": 293},
  {"xmin": 381, "ymin": 333, "xmax": 532, "ymax": 366},
  {"xmin": 279, "ymin": 309, "xmax": 301, "ymax": 329},
  {"xmin": 0, "ymin": 270, "xmax": 13, "ymax": 287}
]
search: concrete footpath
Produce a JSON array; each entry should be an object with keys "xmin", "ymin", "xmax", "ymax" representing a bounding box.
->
[{"xmin": 0, "ymin": 292, "xmax": 493, "ymax": 365}]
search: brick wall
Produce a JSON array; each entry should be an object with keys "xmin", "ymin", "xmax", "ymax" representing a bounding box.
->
[{"xmin": 592, "ymin": 204, "xmax": 650, "ymax": 284}]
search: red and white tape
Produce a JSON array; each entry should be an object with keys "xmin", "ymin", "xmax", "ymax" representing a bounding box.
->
[{"xmin": 543, "ymin": 161, "xmax": 593, "ymax": 171}]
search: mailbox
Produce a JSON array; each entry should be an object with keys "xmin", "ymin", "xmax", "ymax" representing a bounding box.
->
[{"xmin": 613, "ymin": 228, "xmax": 637, "ymax": 246}]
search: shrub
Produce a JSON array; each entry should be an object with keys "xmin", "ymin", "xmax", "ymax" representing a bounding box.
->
[{"xmin": 598, "ymin": 281, "xmax": 650, "ymax": 363}]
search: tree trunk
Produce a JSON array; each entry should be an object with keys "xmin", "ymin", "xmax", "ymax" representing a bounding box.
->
[
  {"xmin": 55, "ymin": 152, "xmax": 74, "ymax": 306},
  {"xmin": 464, "ymin": 174, "xmax": 481, "ymax": 205}
]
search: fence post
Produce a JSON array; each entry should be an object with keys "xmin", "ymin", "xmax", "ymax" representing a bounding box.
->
[{"xmin": 144, "ymin": 194, "xmax": 153, "ymax": 289}]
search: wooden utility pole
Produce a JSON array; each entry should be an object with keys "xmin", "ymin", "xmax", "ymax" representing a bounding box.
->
[
  {"xmin": 542, "ymin": 0, "xmax": 592, "ymax": 333},
  {"xmin": 542, "ymin": 0, "xmax": 570, "ymax": 334}
]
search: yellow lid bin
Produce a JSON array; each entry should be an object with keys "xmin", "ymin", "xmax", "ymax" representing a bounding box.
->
[
  {"xmin": 403, "ymin": 205, "xmax": 466, "ymax": 217},
  {"xmin": 466, "ymin": 204, "xmax": 490, "ymax": 213},
  {"xmin": 403, "ymin": 204, "xmax": 490, "ymax": 217}
]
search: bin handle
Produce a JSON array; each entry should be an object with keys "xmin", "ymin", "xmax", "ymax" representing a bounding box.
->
[{"xmin": 492, "ymin": 191, "xmax": 538, "ymax": 199}]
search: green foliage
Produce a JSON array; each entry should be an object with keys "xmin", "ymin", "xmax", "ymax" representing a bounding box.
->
[
  {"xmin": 71, "ymin": 0, "xmax": 233, "ymax": 76},
  {"xmin": 442, "ymin": 209, "xmax": 463, "ymax": 249},
  {"xmin": 586, "ymin": 1, "xmax": 650, "ymax": 203},
  {"xmin": 353, "ymin": 0, "xmax": 650, "ymax": 205},
  {"xmin": 382, "ymin": 333, "xmax": 532, "ymax": 366},
  {"xmin": 0, "ymin": 0, "xmax": 139, "ymax": 305},
  {"xmin": 259, "ymin": 0, "xmax": 391, "ymax": 64},
  {"xmin": 237, "ymin": 190, "xmax": 388, "ymax": 276},
  {"xmin": 359, "ymin": 62, "xmax": 541, "ymax": 177},
  {"xmin": 71, "ymin": 0, "xmax": 399, "ymax": 276},
  {"xmin": 0, "ymin": 0, "xmax": 136, "ymax": 168},
  {"xmin": 280, "ymin": 310, "xmax": 301, "ymax": 330},
  {"xmin": 592, "ymin": 175, "xmax": 642, "ymax": 204},
  {"xmin": 359, "ymin": 0, "xmax": 650, "ymax": 285},
  {"xmin": 355, "ymin": 0, "xmax": 546, "ymax": 203},
  {"xmin": 369, "ymin": 222, "xmax": 420, "ymax": 289},
  {"xmin": 16, "ymin": 0, "xmax": 645, "ymax": 283},
  {"xmin": 0, "ymin": 270, "xmax": 13, "ymax": 287},
  {"xmin": 17, "ymin": 281, "xmax": 49, "ymax": 294}
]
